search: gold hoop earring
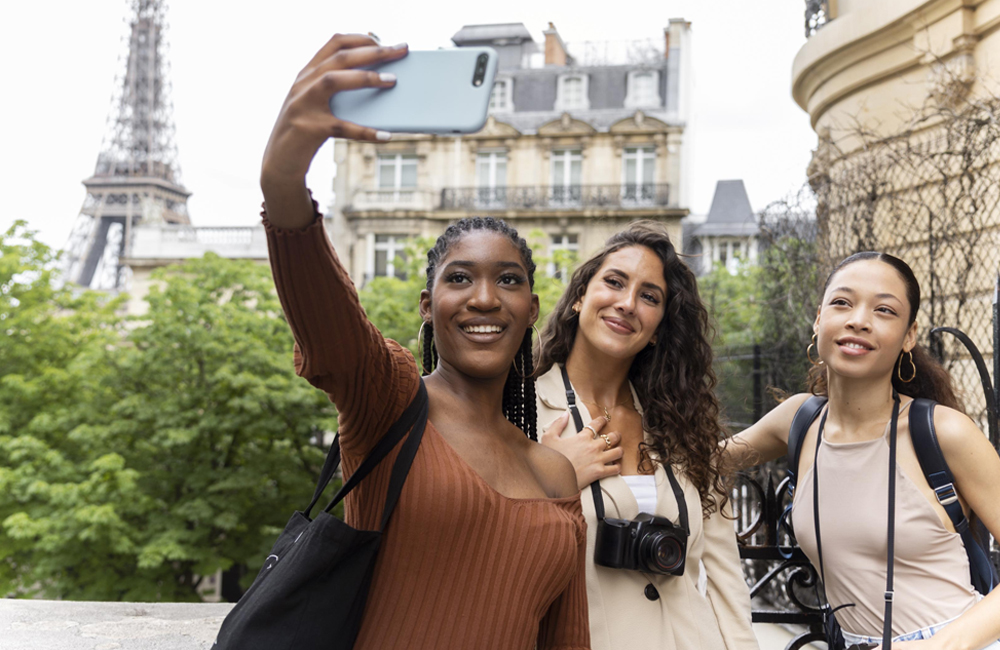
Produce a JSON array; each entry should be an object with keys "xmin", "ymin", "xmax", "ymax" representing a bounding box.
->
[
  {"xmin": 417, "ymin": 321, "xmax": 429, "ymax": 374},
  {"xmin": 532, "ymin": 324, "xmax": 542, "ymax": 360},
  {"xmin": 512, "ymin": 325, "xmax": 541, "ymax": 378},
  {"xmin": 806, "ymin": 333, "xmax": 823, "ymax": 366},
  {"xmin": 898, "ymin": 350, "xmax": 916, "ymax": 383}
]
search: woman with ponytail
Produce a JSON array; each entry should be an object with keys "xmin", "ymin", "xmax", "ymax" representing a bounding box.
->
[
  {"xmin": 727, "ymin": 252, "xmax": 1000, "ymax": 650},
  {"xmin": 260, "ymin": 34, "xmax": 588, "ymax": 649}
]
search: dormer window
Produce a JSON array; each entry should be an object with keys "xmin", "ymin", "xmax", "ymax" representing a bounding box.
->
[
  {"xmin": 625, "ymin": 70, "xmax": 660, "ymax": 108},
  {"xmin": 555, "ymin": 74, "xmax": 590, "ymax": 111},
  {"xmin": 489, "ymin": 78, "xmax": 513, "ymax": 112}
]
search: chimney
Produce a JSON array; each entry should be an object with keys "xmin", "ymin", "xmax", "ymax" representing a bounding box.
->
[
  {"xmin": 665, "ymin": 18, "xmax": 690, "ymax": 59},
  {"xmin": 544, "ymin": 22, "xmax": 568, "ymax": 66}
]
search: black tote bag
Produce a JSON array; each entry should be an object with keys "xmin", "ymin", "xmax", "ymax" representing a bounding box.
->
[{"xmin": 213, "ymin": 379, "xmax": 428, "ymax": 650}]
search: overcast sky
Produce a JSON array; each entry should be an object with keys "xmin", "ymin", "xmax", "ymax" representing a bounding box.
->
[{"xmin": 1, "ymin": 0, "xmax": 816, "ymax": 250}]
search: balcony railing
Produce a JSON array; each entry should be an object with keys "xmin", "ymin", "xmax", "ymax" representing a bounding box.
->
[
  {"xmin": 805, "ymin": 0, "xmax": 831, "ymax": 37},
  {"xmin": 440, "ymin": 184, "xmax": 673, "ymax": 211},
  {"xmin": 349, "ymin": 188, "xmax": 437, "ymax": 211}
]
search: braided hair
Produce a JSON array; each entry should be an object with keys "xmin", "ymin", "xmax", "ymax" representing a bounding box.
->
[{"xmin": 421, "ymin": 217, "xmax": 538, "ymax": 440}]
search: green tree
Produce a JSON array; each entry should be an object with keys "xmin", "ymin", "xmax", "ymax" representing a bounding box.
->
[
  {"xmin": 0, "ymin": 240, "xmax": 335, "ymax": 601},
  {"xmin": 698, "ymin": 261, "xmax": 762, "ymax": 348}
]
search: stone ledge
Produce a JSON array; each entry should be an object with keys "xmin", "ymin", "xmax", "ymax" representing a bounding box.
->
[{"xmin": 0, "ymin": 600, "xmax": 235, "ymax": 650}]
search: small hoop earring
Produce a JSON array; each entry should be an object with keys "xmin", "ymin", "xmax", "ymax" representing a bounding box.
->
[
  {"xmin": 806, "ymin": 333, "xmax": 823, "ymax": 366},
  {"xmin": 898, "ymin": 350, "xmax": 916, "ymax": 383}
]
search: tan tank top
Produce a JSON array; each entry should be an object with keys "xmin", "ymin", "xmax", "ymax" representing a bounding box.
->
[{"xmin": 791, "ymin": 410, "xmax": 979, "ymax": 637}]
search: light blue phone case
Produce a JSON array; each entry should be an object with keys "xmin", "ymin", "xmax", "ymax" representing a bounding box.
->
[{"xmin": 330, "ymin": 47, "xmax": 498, "ymax": 134}]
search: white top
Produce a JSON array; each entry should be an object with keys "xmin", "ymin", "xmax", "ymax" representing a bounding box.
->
[{"xmin": 621, "ymin": 474, "xmax": 657, "ymax": 514}]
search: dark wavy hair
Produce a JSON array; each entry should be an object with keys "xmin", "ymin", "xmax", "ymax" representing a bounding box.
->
[
  {"xmin": 535, "ymin": 220, "xmax": 729, "ymax": 516},
  {"xmin": 807, "ymin": 252, "xmax": 962, "ymax": 411},
  {"xmin": 421, "ymin": 217, "xmax": 539, "ymax": 440}
]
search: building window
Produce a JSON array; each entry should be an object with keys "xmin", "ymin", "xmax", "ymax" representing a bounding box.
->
[
  {"xmin": 551, "ymin": 149, "xmax": 582, "ymax": 204},
  {"xmin": 547, "ymin": 234, "xmax": 579, "ymax": 280},
  {"xmin": 489, "ymin": 79, "xmax": 512, "ymax": 112},
  {"xmin": 622, "ymin": 146, "xmax": 656, "ymax": 204},
  {"xmin": 367, "ymin": 233, "xmax": 408, "ymax": 280},
  {"xmin": 556, "ymin": 74, "xmax": 589, "ymax": 111},
  {"xmin": 476, "ymin": 151, "xmax": 507, "ymax": 207},
  {"xmin": 377, "ymin": 154, "xmax": 418, "ymax": 189},
  {"xmin": 625, "ymin": 70, "xmax": 660, "ymax": 108}
]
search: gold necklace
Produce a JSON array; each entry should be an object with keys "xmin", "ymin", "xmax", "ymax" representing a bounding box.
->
[{"xmin": 578, "ymin": 392, "xmax": 634, "ymax": 423}]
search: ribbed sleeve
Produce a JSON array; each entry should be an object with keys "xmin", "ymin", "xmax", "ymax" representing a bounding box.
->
[{"xmin": 262, "ymin": 203, "xmax": 418, "ymax": 457}]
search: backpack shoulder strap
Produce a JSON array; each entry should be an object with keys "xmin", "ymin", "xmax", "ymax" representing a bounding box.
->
[
  {"xmin": 907, "ymin": 399, "xmax": 960, "ymax": 518},
  {"xmin": 909, "ymin": 398, "xmax": 997, "ymax": 594},
  {"xmin": 787, "ymin": 395, "xmax": 828, "ymax": 492}
]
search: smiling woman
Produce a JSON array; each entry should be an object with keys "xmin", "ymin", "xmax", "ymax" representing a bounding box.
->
[
  {"xmin": 532, "ymin": 221, "xmax": 759, "ymax": 650},
  {"xmin": 727, "ymin": 252, "xmax": 1000, "ymax": 650},
  {"xmin": 253, "ymin": 33, "xmax": 589, "ymax": 650}
]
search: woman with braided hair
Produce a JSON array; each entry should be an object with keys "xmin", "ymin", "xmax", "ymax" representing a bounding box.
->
[{"xmin": 261, "ymin": 34, "xmax": 588, "ymax": 649}]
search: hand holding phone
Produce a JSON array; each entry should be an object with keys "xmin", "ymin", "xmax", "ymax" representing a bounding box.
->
[
  {"xmin": 261, "ymin": 34, "xmax": 406, "ymax": 229},
  {"xmin": 330, "ymin": 48, "xmax": 498, "ymax": 134}
]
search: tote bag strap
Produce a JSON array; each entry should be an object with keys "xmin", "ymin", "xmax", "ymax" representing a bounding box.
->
[{"xmin": 304, "ymin": 380, "xmax": 428, "ymax": 519}]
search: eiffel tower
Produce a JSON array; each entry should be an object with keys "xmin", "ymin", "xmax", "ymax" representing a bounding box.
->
[{"xmin": 64, "ymin": 0, "xmax": 190, "ymax": 291}]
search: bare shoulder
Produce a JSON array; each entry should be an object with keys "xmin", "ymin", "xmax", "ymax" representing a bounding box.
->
[
  {"xmin": 931, "ymin": 405, "xmax": 992, "ymax": 456},
  {"xmin": 526, "ymin": 438, "xmax": 579, "ymax": 499},
  {"xmin": 773, "ymin": 392, "xmax": 816, "ymax": 419}
]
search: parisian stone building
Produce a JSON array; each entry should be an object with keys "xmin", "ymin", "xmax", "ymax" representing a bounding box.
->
[{"xmin": 329, "ymin": 20, "xmax": 693, "ymax": 284}]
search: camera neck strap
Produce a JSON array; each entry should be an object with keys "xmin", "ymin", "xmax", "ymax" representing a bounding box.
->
[
  {"xmin": 559, "ymin": 365, "xmax": 689, "ymax": 535},
  {"xmin": 813, "ymin": 390, "xmax": 899, "ymax": 650}
]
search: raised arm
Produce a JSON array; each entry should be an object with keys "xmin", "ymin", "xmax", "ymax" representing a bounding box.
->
[
  {"xmin": 721, "ymin": 392, "xmax": 813, "ymax": 472},
  {"xmin": 260, "ymin": 35, "xmax": 417, "ymax": 456},
  {"xmin": 261, "ymin": 34, "xmax": 405, "ymax": 229}
]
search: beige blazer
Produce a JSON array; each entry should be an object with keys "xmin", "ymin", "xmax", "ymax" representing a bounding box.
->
[{"xmin": 536, "ymin": 365, "xmax": 759, "ymax": 650}]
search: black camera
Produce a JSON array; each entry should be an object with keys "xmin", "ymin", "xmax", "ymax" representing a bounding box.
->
[{"xmin": 594, "ymin": 512, "xmax": 687, "ymax": 575}]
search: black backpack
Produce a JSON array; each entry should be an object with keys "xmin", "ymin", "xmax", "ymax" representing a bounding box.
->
[{"xmin": 786, "ymin": 395, "xmax": 998, "ymax": 596}]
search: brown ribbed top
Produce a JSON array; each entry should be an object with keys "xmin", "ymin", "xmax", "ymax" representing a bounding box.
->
[{"xmin": 263, "ymin": 206, "xmax": 590, "ymax": 650}]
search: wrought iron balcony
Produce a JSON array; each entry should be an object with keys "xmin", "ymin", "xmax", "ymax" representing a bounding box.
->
[
  {"xmin": 440, "ymin": 184, "xmax": 674, "ymax": 212},
  {"xmin": 348, "ymin": 188, "xmax": 438, "ymax": 211},
  {"xmin": 805, "ymin": 0, "xmax": 831, "ymax": 37}
]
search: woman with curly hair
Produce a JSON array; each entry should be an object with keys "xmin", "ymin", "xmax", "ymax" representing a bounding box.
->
[{"xmin": 535, "ymin": 221, "xmax": 757, "ymax": 650}]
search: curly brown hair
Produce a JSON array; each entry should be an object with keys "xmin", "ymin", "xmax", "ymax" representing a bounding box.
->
[{"xmin": 535, "ymin": 220, "xmax": 730, "ymax": 517}]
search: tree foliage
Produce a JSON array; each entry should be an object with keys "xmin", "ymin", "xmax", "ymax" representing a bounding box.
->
[
  {"xmin": 0, "ymin": 227, "xmax": 334, "ymax": 601},
  {"xmin": 698, "ymin": 261, "xmax": 762, "ymax": 348}
]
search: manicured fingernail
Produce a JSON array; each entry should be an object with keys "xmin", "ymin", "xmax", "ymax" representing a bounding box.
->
[
  {"xmin": 376, "ymin": 131, "xmax": 391, "ymax": 141},
  {"xmin": 379, "ymin": 72, "xmax": 396, "ymax": 83},
  {"xmin": 391, "ymin": 42, "xmax": 408, "ymax": 50}
]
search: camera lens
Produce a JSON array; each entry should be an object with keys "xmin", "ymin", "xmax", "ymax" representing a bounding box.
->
[{"xmin": 643, "ymin": 533, "xmax": 683, "ymax": 572}]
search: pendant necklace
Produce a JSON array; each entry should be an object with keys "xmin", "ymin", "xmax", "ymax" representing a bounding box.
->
[{"xmin": 578, "ymin": 392, "xmax": 634, "ymax": 423}]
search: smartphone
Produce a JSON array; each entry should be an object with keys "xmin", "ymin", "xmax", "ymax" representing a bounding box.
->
[{"xmin": 330, "ymin": 47, "xmax": 498, "ymax": 134}]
